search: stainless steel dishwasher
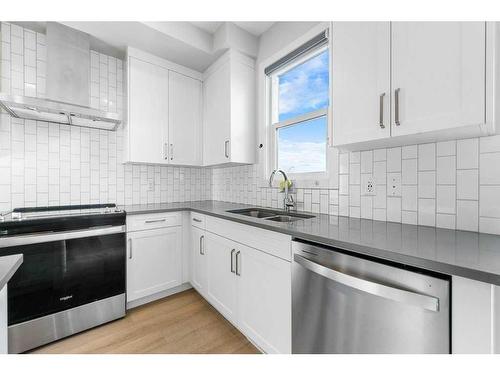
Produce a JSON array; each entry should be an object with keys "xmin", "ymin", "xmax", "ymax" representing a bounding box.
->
[{"xmin": 292, "ymin": 240, "xmax": 450, "ymax": 354}]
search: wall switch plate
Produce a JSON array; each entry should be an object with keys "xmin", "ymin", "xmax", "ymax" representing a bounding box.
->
[
  {"xmin": 362, "ymin": 174, "xmax": 376, "ymax": 196},
  {"xmin": 148, "ymin": 179, "xmax": 154, "ymax": 191},
  {"xmin": 388, "ymin": 173, "xmax": 401, "ymax": 197}
]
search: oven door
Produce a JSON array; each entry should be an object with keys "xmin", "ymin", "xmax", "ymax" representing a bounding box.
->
[{"xmin": 0, "ymin": 225, "xmax": 126, "ymax": 326}]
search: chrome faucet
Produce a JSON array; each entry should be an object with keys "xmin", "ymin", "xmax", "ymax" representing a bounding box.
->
[{"xmin": 269, "ymin": 169, "xmax": 295, "ymax": 212}]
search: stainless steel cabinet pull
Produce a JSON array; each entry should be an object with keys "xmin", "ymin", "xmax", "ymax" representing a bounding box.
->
[
  {"xmin": 230, "ymin": 249, "xmax": 236, "ymax": 273},
  {"xmin": 235, "ymin": 251, "xmax": 241, "ymax": 276},
  {"xmin": 294, "ymin": 254, "xmax": 439, "ymax": 312},
  {"xmin": 164, "ymin": 143, "xmax": 168, "ymax": 160},
  {"xmin": 128, "ymin": 238, "xmax": 133, "ymax": 260},
  {"xmin": 170, "ymin": 144, "xmax": 174, "ymax": 161},
  {"xmin": 379, "ymin": 93, "xmax": 385, "ymax": 129},
  {"xmin": 199, "ymin": 235, "xmax": 205, "ymax": 255},
  {"xmin": 395, "ymin": 88, "xmax": 401, "ymax": 126},
  {"xmin": 224, "ymin": 140, "xmax": 230, "ymax": 158},
  {"xmin": 192, "ymin": 218, "xmax": 202, "ymax": 223},
  {"xmin": 144, "ymin": 219, "xmax": 166, "ymax": 223}
]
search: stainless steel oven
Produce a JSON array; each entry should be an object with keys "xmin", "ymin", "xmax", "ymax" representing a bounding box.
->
[
  {"xmin": 0, "ymin": 204, "xmax": 126, "ymax": 353},
  {"xmin": 292, "ymin": 240, "xmax": 450, "ymax": 354}
]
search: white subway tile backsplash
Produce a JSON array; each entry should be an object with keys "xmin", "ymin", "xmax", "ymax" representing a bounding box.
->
[
  {"xmin": 402, "ymin": 210, "xmax": 417, "ymax": 225},
  {"xmin": 387, "ymin": 197, "xmax": 401, "ymax": 223},
  {"xmin": 457, "ymin": 138, "xmax": 479, "ymax": 169},
  {"xmin": 402, "ymin": 185, "xmax": 417, "ymax": 211},
  {"xmin": 418, "ymin": 198, "xmax": 436, "ymax": 226},
  {"xmin": 436, "ymin": 214, "xmax": 456, "ymax": 229},
  {"xmin": 360, "ymin": 151, "xmax": 373, "ymax": 173},
  {"xmin": 479, "ymin": 186, "xmax": 500, "ymax": 218},
  {"xmin": 457, "ymin": 200, "xmax": 479, "ymax": 231},
  {"xmin": 418, "ymin": 143, "xmax": 436, "ymax": 171},
  {"xmin": 437, "ymin": 140, "xmax": 456, "ymax": 156},
  {"xmin": 436, "ymin": 156, "xmax": 456, "ymax": 185},
  {"xmin": 373, "ymin": 148, "xmax": 386, "ymax": 162},
  {"xmin": 402, "ymin": 159, "xmax": 417, "ymax": 185},
  {"xmin": 418, "ymin": 171, "xmax": 436, "ymax": 199},
  {"xmin": 402, "ymin": 145, "xmax": 417, "ymax": 159},
  {"xmin": 387, "ymin": 147, "xmax": 401, "ymax": 172},
  {"xmin": 480, "ymin": 134, "xmax": 500, "ymax": 154},
  {"xmin": 479, "ymin": 152, "xmax": 500, "ymax": 185},
  {"xmin": 437, "ymin": 185, "xmax": 456, "ymax": 214},
  {"xmin": 457, "ymin": 169, "xmax": 478, "ymax": 200}
]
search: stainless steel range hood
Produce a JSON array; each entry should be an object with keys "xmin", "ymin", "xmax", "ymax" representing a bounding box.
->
[{"xmin": 0, "ymin": 23, "xmax": 121, "ymax": 131}]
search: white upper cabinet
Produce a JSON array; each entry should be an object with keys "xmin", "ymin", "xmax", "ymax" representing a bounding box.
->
[
  {"xmin": 333, "ymin": 22, "xmax": 391, "ymax": 146},
  {"xmin": 127, "ymin": 56, "xmax": 169, "ymax": 164},
  {"xmin": 333, "ymin": 22, "xmax": 498, "ymax": 150},
  {"xmin": 168, "ymin": 71, "xmax": 203, "ymax": 165},
  {"xmin": 391, "ymin": 22, "xmax": 485, "ymax": 137},
  {"xmin": 203, "ymin": 50, "xmax": 256, "ymax": 166},
  {"xmin": 125, "ymin": 48, "xmax": 203, "ymax": 165}
]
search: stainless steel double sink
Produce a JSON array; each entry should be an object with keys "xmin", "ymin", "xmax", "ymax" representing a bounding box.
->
[{"xmin": 226, "ymin": 208, "xmax": 315, "ymax": 223}]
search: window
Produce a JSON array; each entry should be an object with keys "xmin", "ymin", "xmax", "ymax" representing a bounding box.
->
[{"xmin": 268, "ymin": 42, "xmax": 330, "ymax": 177}]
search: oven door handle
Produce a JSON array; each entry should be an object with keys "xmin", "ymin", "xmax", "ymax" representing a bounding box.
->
[
  {"xmin": 294, "ymin": 254, "xmax": 440, "ymax": 312},
  {"xmin": 0, "ymin": 225, "xmax": 126, "ymax": 247}
]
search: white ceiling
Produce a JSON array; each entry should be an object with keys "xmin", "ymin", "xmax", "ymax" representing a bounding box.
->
[{"xmin": 191, "ymin": 21, "xmax": 274, "ymax": 36}]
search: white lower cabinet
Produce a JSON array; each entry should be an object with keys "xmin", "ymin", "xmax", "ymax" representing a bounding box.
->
[
  {"xmin": 201, "ymin": 227, "xmax": 292, "ymax": 354},
  {"xmin": 237, "ymin": 243, "xmax": 291, "ymax": 354},
  {"xmin": 127, "ymin": 226, "xmax": 182, "ymax": 303},
  {"xmin": 205, "ymin": 233, "xmax": 238, "ymax": 324},
  {"xmin": 191, "ymin": 226, "xmax": 207, "ymax": 296}
]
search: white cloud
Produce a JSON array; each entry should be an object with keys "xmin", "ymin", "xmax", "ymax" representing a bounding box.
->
[{"xmin": 278, "ymin": 139, "xmax": 326, "ymax": 173}]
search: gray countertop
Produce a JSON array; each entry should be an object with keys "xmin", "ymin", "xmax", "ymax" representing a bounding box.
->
[
  {"xmin": 122, "ymin": 201, "xmax": 500, "ymax": 285},
  {"xmin": 0, "ymin": 254, "xmax": 23, "ymax": 291}
]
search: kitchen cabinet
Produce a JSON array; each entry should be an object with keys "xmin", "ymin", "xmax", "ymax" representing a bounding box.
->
[
  {"xmin": 333, "ymin": 22, "xmax": 391, "ymax": 145},
  {"xmin": 201, "ymin": 216, "xmax": 292, "ymax": 354},
  {"xmin": 126, "ymin": 55, "xmax": 169, "ymax": 164},
  {"xmin": 125, "ymin": 47, "xmax": 203, "ymax": 165},
  {"xmin": 203, "ymin": 50, "xmax": 256, "ymax": 166},
  {"xmin": 191, "ymin": 226, "xmax": 207, "ymax": 296},
  {"xmin": 205, "ymin": 232, "xmax": 238, "ymax": 324},
  {"xmin": 391, "ymin": 22, "xmax": 485, "ymax": 137},
  {"xmin": 126, "ymin": 224, "xmax": 182, "ymax": 304},
  {"xmin": 333, "ymin": 22, "xmax": 497, "ymax": 150},
  {"xmin": 237, "ymin": 243, "xmax": 291, "ymax": 354},
  {"xmin": 168, "ymin": 71, "xmax": 203, "ymax": 165}
]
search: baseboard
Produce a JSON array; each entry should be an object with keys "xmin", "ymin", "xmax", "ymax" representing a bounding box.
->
[{"xmin": 126, "ymin": 283, "xmax": 193, "ymax": 309}]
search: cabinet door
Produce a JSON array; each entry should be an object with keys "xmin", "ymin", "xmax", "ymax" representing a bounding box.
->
[
  {"xmin": 333, "ymin": 22, "xmax": 391, "ymax": 146},
  {"xmin": 205, "ymin": 232, "xmax": 237, "ymax": 323},
  {"xmin": 391, "ymin": 22, "xmax": 485, "ymax": 137},
  {"xmin": 191, "ymin": 226, "xmax": 207, "ymax": 296},
  {"xmin": 127, "ymin": 227, "xmax": 182, "ymax": 302},
  {"xmin": 203, "ymin": 62, "xmax": 231, "ymax": 166},
  {"xmin": 168, "ymin": 71, "xmax": 202, "ymax": 166},
  {"xmin": 237, "ymin": 244, "xmax": 292, "ymax": 354},
  {"xmin": 128, "ymin": 56, "xmax": 169, "ymax": 164}
]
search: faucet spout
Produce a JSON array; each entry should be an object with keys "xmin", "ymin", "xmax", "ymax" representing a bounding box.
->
[{"xmin": 269, "ymin": 169, "xmax": 294, "ymax": 212}]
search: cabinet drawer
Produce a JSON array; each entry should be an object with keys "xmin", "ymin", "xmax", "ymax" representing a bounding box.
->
[
  {"xmin": 205, "ymin": 216, "xmax": 292, "ymax": 261},
  {"xmin": 191, "ymin": 212, "xmax": 206, "ymax": 230},
  {"xmin": 127, "ymin": 212, "xmax": 181, "ymax": 232}
]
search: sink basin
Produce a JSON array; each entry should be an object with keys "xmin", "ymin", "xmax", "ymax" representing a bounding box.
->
[
  {"xmin": 226, "ymin": 208, "xmax": 279, "ymax": 218},
  {"xmin": 264, "ymin": 215, "xmax": 303, "ymax": 223},
  {"xmin": 226, "ymin": 208, "xmax": 315, "ymax": 222}
]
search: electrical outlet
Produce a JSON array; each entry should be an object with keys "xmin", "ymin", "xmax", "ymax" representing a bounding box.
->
[
  {"xmin": 388, "ymin": 173, "xmax": 401, "ymax": 197},
  {"xmin": 148, "ymin": 179, "xmax": 154, "ymax": 192},
  {"xmin": 362, "ymin": 175, "xmax": 376, "ymax": 196}
]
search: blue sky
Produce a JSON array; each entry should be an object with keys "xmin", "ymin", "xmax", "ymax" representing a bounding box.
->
[{"xmin": 276, "ymin": 49, "xmax": 329, "ymax": 173}]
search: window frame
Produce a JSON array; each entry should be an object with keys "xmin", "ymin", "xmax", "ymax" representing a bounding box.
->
[{"xmin": 267, "ymin": 43, "xmax": 330, "ymax": 182}]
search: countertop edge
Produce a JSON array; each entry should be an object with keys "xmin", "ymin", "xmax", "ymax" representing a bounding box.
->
[{"xmin": 0, "ymin": 254, "xmax": 23, "ymax": 291}]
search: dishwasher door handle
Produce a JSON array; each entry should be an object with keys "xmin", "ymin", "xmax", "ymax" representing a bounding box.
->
[{"xmin": 294, "ymin": 254, "xmax": 440, "ymax": 312}]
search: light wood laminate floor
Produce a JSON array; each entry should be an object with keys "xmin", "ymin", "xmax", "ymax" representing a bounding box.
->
[{"xmin": 30, "ymin": 289, "xmax": 260, "ymax": 354}]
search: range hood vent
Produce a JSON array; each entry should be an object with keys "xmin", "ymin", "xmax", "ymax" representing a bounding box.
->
[{"xmin": 0, "ymin": 23, "xmax": 121, "ymax": 131}]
